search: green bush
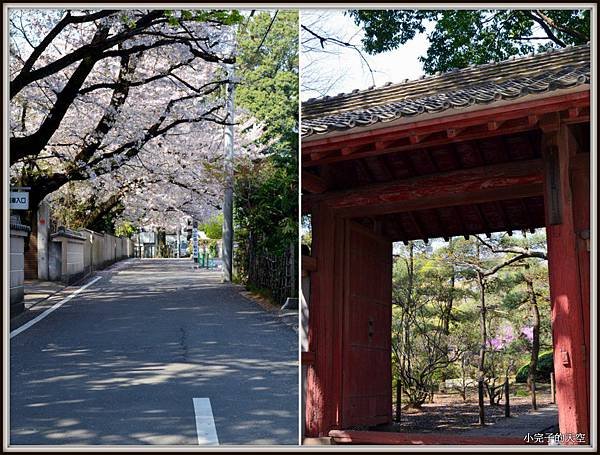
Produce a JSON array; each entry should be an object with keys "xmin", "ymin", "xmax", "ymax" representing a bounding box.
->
[{"xmin": 516, "ymin": 351, "xmax": 554, "ymax": 383}]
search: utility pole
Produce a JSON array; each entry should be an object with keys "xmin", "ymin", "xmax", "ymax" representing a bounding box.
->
[{"xmin": 222, "ymin": 62, "xmax": 235, "ymax": 282}]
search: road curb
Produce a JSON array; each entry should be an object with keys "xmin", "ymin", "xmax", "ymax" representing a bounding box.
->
[{"xmin": 238, "ymin": 290, "xmax": 299, "ymax": 333}]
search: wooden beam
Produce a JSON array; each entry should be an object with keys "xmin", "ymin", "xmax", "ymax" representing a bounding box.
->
[
  {"xmin": 542, "ymin": 138, "xmax": 563, "ymax": 225},
  {"xmin": 302, "ymin": 172, "xmax": 328, "ymax": 194},
  {"xmin": 545, "ymin": 124, "xmax": 589, "ymax": 442},
  {"xmin": 568, "ymin": 107, "xmax": 580, "ymax": 119},
  {"xmin": 301, "ymin": 351, "xmax": 315, "ymax": 365},
  {"xmin": 488, "ymin": 120, "xmax": 504, "ymax": 131},
  {"xmin": 329, "ymin": 430, "xmax": 529, "ymax": 445},
  {"xmin": 356, "ymin": 158, "xmax": 375, "ymax": 182},
  {"xmin": 539, "ymin": 112, "xmax": 561, "ymax": 133},
  {"xmin": 409, "ymin": 132, "xmax": 431, "ymax": 144},
  {"xmin": 378, "ymin": 155, "xmax": 396, "ymax": 180},
  {"xmin": 406, "ymin": 211, "xmax": 428, "ymax": 244},
  {"xmin": 446, "ymin": 127, "xmax": 464, "ymax": 138},
  {"xmin": 305, "ymin": 204, "xmax": 339, "ymax": 437},
  {"xmin": 528, "ymin": 114, "xmax": 538, "ymax": 127},
  {"xmin": 474, "ymin": 204, "xmax": 492, "ymax": 238},
  {"xmin": 303, "ymin": 121, "xmax": 534, "ymax": 168},
  {"xmin": 307, "ymin": 159, "xmax": 544, "ymax": 218},
  {"xmin": 310, "ymin": 151, "xmax": 327, "ymax": 161}
]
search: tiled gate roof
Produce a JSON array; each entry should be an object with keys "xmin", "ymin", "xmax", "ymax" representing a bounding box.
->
[{"xmin": 302, "ymin": 44, "xmax": 590, "ymax": 138}]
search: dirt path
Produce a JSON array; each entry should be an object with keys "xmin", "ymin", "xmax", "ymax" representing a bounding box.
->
[{"xmin": 381, "ymin": 389, "xmax": 554, "ymax": 434}]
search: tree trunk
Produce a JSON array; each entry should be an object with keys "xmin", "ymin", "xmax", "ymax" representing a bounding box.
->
[
  {"xmin": 440, "ymin": 254, "xmax": 455, "ymax": 382},
  {"xmin": 525, "ymin": 273, "xmax": 540, "ymax": 410},
  {"xmin": 395, "ymin": 375, "xmax": 401, "ymax": 422},
  {"xmin": 477, "ymin": 272, "xmax": 487, "ymax": 423},
  {"xmin": 477, "ymin": 273, "xmax": 487, "ymax": 379}
]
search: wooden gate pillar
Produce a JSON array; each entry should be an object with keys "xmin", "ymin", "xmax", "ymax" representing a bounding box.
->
[
  {"xmin": 542, "ymin": 121, "xmax": 589, "ymax": 443},
  {"xmin": 305, "ymin": 203, "xmax": 342, "ymax": 437}
]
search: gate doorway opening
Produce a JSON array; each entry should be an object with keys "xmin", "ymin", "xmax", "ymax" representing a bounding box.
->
[
  {"xmin": 301, "ymin": 44, "xmax": 590, "ymax": 445},
  {"xmin": 387, "ymin": 232, "xmax": 552, "ymax": 436}
]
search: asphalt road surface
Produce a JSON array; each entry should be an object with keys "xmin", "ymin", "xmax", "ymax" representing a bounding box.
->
[{"xmin": 10, "ymin": 259, "xmax": 298, "ymax": 446}]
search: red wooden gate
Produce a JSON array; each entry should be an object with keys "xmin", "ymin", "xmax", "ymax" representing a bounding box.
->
[{"xmin": 341, "ymin": 221, "xmax": 392, "ymax": 427}]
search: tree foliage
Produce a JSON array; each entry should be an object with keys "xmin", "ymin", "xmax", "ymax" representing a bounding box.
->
[
  {"xmin": 200, "ymin": 213, "xmax": 223, "ymax": 239},
  {"xmin": 236, "ymin": 10, "xmax": 298, "ymax": 159},
  {"xmin": 348, "ymin": 9, "xmax": 590, "ymax": 74},
  {"xmin": 392, "ymin": 231, "xmax": 550, "ymax": 413},
  {"xmin": 233, "ymin": 11, "xmax": 298, "ymax": 291}
]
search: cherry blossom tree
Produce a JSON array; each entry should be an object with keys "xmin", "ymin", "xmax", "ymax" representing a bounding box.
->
[{"xmin": 9, "ymin": 8, "xmax": 255, "ymax": 232}]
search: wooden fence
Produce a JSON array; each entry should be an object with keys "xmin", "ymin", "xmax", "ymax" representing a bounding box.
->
[{"xmin": 237, "ymin": 241, "xmax": 296, "ymax": 306}]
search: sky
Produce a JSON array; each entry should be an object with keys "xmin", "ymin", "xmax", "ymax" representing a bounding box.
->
[{"xmin": 300, "ymin": 9, "xmax": 432, "ymax": 101}]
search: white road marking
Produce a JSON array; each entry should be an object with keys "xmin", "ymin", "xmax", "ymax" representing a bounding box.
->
[
  {"xmin": 192, "ymin": 398, "xmax": 219, "ymax": 445},
  {"xmin": 10, "ymin": 276, "xmax": 102, "ymax": 339}
]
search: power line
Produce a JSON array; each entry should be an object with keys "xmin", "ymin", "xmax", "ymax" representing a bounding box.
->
[{"xmin": 254, "ymin": 11, "xmax": 278, "ymax": 55}]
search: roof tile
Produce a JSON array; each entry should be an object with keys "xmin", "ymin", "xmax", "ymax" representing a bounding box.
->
[{"xmin": 302, "ymin": 44, "xmax": 590, "ymax": 138}]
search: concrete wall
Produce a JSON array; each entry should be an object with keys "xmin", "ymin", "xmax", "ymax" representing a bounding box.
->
[
  {"xmin": 10, "ymin": 222, "xmax": 30, "ymax": 316},
  {"xmin": 92, "ymin": 232, "xmax": 105, "ymax": 269},
  {"xmin": 37, "ymin": 201, "xmax": 50, "ymax": 280},
  {"xmin": 51, "ymin": 230, "xmax": 86, "ymax": 284},
  {"xmin": 48, "ymin": 241, "xmax": 62, "ymax": 281},
  {"xmin": 48, "ymin": 228, "xmax": 135, "ymax": 285}
]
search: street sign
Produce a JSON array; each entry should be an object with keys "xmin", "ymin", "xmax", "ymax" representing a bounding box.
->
[
  {"xmin": 10, "ymin": 191, "xmax": 29, "ymax": 210},
  {"xmin": 192, "ymin": 226, "xmax": 199, "ymax": 259}
]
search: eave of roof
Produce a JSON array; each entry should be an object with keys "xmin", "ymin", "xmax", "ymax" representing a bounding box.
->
[{"xmin": 301, "ymin": 43, "xmax": 591, "ymax": 139}]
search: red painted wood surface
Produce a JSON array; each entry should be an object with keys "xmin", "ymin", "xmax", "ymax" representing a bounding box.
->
[
  {"xmin": 302, "ymin": 351, "xmax": 316, "ymax": 365},
  {"xmin": 543, "ymin": 124, "xmax": 589, "ymax": 443},
  {"xmin": 305, "ymin": 204, "xmax": 341, "ymax": 437},
  {"xmin": 571, "ymin": 153, "xmax": 590, "ymax": 413},
  {"xmin": 303, "ymin": 99, "xmax": 590, "ymax": 441},
  {"xmin": 309, "ymin": 159, "xmax": 544, "ymax": 218},
  {"xmin": 328, "ymin": 430, "xmax": 530, "ymax": 445},
  {"xmin": 341, "ymin": 221, "xmax": 392, "ymax": 427},
  {"xmin": 302, "ymin": 172, "xmax": 328, "ymax": 193}
]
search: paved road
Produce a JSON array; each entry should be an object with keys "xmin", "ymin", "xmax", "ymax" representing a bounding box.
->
[{"xmin": 10, "ymin": 259, "xmax": 298, "ymax": 446}]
